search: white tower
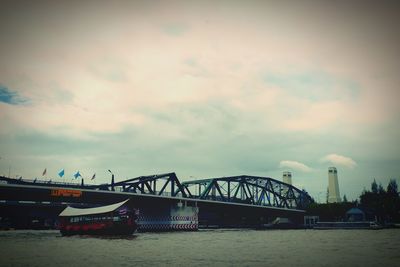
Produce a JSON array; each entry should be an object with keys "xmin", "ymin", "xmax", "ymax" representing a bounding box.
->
[
  {"xmin": 283, "ymin": 171, "xmax": 292, "ymax": 185},
  {"xmin": 328, "ymin": 167, "xmax": 341, "ymax": 203}
]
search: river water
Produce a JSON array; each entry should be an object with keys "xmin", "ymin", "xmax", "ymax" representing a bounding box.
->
[{"xmin": 0, "ymin": 229, "xmax": 399, "ymax": 266}]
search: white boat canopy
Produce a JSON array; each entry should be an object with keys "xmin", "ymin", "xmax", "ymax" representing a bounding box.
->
[{"xmin": 59, "ymin": 199, "xmax": 130, "ymax": 217}]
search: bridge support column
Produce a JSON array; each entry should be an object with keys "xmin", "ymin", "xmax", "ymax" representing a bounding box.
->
[{"xmin": 137, "ymin": 202, "xmax": 198, "ymax": 232}]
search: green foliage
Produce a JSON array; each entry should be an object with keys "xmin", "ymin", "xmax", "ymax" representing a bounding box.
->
[
  {"xmin": 371, "ymin": 179, "xmax": 378, "ymax": 194},
  {"xmin": 387, "ymin": 179, "xmax": 398, "ymax": 195},
  {"xmin": 360, "ymin": 179, "xmax": 400, "ymax": 223},
  {"xmin": 308, "ymin": 179, "xmax": 400, "ymax": 223},
  {"xmin": 306, "ymin": 202, "xmax": 354, "ymax": 221}
]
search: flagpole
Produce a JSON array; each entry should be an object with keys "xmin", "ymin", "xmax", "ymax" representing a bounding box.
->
[
  {"xmin": 42, "ymin": 168, "xmax": 47, "ymax": 181},
  {"xmin": 59, "ymin": 169, "xmax": 65, "ymax": 184}
]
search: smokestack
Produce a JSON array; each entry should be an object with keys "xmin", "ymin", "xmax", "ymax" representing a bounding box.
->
[
  {"xmin": 328, "ymin": 167, "xmax": 341, "ymax": 203},
  {"xmin": 283, "ymin": 171, "xmax": 292, "ymax": 185}
]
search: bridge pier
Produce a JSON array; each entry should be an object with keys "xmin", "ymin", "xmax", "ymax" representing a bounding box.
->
[
  {"xmin": 0, "ymin": 201, "xmax": 64, "ymax": 230},
  {"xmin": 137, "ymin": 201, "xmax": 198, "ymax": 232}
]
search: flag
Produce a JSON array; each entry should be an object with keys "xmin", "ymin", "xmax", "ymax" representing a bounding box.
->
[
  {"xmin": 42, "ymin": 168, "xmax": 47, "ymax": 176},
  {"xmin": 91, "ymin": 173, "xmax": 96, "ymax": 180},
  {"xmin": 58, "ymin": 169, "xmax": 65, "ymax": 178},
  {"xmin": 73, "ymin": 171, "xmax": 81, "ymax": 179}
]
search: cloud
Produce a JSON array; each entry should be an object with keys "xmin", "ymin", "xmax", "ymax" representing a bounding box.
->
[
  {"xmin": 162, "ymin": 23, "xmax": 189, "ymax": 36},
  {"xmin": 263, "ymin": 70, "xmax": 359, "ymax": 102},
  {"xmin": 321, "ymin": 153, "xmax": 357, "ymax": 169},
  {"xmin": 279, "ymin": 160, "xmax": 312, "ymax": 172},
  {"xmin": 0, "ymin": 85, "xmax": 28, "ymax": 105}
]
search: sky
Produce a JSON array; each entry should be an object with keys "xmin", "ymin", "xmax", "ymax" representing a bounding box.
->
[{"xmin": 0, "ymin": 0, "xmax": 399, "ymax": 202}]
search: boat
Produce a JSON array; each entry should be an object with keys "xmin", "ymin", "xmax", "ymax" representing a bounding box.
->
[
  {"xmin": 313, "ymin": 221, "xmax": 383, "ymax": 230},
  {"xmin": 58, "ymin": 199, "xmax": 138, "ymax": 236},
  {"xmin": 255, "ymin": 217, "xmax": 299, "ymax": 230}
]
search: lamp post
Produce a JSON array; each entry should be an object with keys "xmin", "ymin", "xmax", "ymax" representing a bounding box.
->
[{"xmin": 108, "ymin": 169, "xmax": 115, "ymax": 191}]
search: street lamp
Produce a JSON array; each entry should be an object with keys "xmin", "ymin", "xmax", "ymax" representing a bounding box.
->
[{"xmin": 108, "ymin": 169, "xmax": 115, "ymax": 191}]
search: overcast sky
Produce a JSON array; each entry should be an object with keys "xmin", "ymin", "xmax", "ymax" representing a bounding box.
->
[{"xmin": 1, "ymin": 0, "xmax": 399, "ymax": 201}]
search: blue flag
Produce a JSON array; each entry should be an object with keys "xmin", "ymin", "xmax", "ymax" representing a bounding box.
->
[
  {"xmin": 73, "ymin": 171, "xmax": 81, "ymax": 179},
  {"xmin": 58, "ymin": 169, "xmax": 65, "ymax": 178}
]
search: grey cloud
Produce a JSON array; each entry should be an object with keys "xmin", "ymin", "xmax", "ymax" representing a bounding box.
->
[
  {"xmin": 262, "ymin": 70, "xmax": 360, "ymax": 102},
  {"xmin": 1, "ymin": 111, "xmax": 399, "ymax": 200}
]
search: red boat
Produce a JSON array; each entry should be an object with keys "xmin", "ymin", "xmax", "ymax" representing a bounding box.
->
[{"xmin": 58, "ymin": 199, "xmax": 137, "ymax": 236}]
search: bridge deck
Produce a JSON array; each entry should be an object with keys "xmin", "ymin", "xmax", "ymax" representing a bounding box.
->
[{"xmin": 0, "ymin": 182, "xmax": 305, "ymax": 213}]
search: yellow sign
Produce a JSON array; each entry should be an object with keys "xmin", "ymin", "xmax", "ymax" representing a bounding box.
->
[{"xmin": 51, "ymin": 189, "xmax": 82, "ymax": 198}]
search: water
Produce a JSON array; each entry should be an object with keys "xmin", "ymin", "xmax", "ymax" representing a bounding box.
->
[{"xmin": 0, "ymin": 229, "xmax": 399, "ymax": 266}]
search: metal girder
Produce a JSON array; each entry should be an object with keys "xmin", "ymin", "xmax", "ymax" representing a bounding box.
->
[
  {"xmin": 181, "ymin": 175, "xmax": 313, "ymax": 210},
  {"xmin": 93, "ymin": 172, "xmax": 190, "ymax": 198}
]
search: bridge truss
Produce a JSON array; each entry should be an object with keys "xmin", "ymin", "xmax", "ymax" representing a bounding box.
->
[
  {"xmin": 181, "ymin": 175, "xmax": 312, "ymax": 210},
  {"xmin": 0, "ymin": 173, "xmax": 313, "ymax": 210},
  {"xmin": 96, "ymin": 172, "xmax": 192, "ymax": 198},
  {"xmin": 96, "ymin": 173, "xmax": 313, "ymax": 210}
]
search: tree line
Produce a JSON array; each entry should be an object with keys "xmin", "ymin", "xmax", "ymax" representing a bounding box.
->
[
  {"xmin": 307, "ymin": 179, "xmax": 400, "ymax": 223},
  {"xmin": 359, "ymin": 179, "xmax": 399, "ymax": 223}
]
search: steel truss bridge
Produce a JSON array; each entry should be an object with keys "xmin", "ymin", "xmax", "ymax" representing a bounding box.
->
[{"xmin": 0, "ymin": 172, "xmax": 312, "ymax": 211}]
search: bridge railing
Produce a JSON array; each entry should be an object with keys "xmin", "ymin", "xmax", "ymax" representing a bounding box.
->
[{"xmin": 0, "ymin": 176, "xmax": 85, "ymax": 187}]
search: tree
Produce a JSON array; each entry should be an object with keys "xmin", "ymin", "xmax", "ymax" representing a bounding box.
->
[
  {"xmin": 371, "ymin": 179, "xmax": 378, "ymax": 194},
  {"xmin": 378, "ymin": 183, "xmax": 385, "ymax": 194},
  {"xmin": 306, "ymin": 202, "xmax": 354, "ymax": 222},
  {"xmin": 343, "ymin": 194, "xmax": 348, "ymax": 203},
  {"xmin": 387, "ymin": 179, "xmax": 398, "ymax": 195},
  {"xmin": 385, "ymin": 179, "xmax": 400, "ymax": 222},
  {"xmin": 360, "ymin": 178, "xmax": 400, "ymax": 223}
]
